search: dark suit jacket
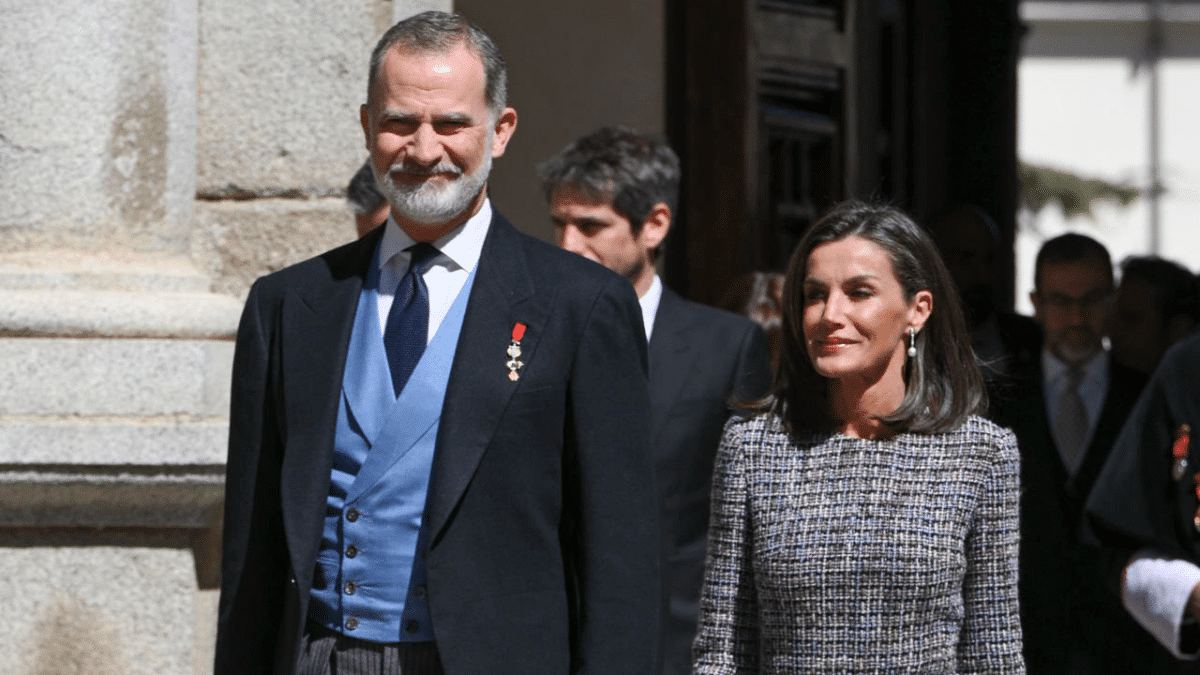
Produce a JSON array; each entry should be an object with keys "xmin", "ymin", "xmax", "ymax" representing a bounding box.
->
[
  {"xmin": 1083, "ymin": 334, "xmax": 1200, "ymax": 674},
  {"xmin": 1087, "ymin": 333, "xmax": 1200, "ymax": 564},
  {"xmin": 215, "ymin": 213, "xmax": 660, "ymax": 675},
  {"xmin": 998, "ymin": 354, "xmax": 1154, "ymax": 674},
  {"xmin": 980, "ymin": 311, "xmax": 1042, "ymax": 421},
  {"xmin": 647, "ymin": 288, "xmax": 771, "ymax": 675}
]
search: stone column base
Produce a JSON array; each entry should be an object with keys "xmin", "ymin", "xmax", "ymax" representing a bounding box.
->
[{"xmin": 0, "ymin": 251, "xmax": 239, "ymax": 675}]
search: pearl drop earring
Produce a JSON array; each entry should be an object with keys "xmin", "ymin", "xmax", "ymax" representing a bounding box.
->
[{"xmin": 907, "ymin": 328, "xmax": 917, "ymax": 357}]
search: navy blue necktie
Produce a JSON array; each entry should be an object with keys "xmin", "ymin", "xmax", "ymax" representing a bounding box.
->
[{"xmin": 383, "ymin": 243, "xmax": 440, "ymax": 397}]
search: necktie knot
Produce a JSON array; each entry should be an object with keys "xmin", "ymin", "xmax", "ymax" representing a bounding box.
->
[
  {"xmin": 1066, "ymin": 366, "xmax": 1084, "ymax": 388},
  {"xmin": 406, "ymin": 243, "xmax": 440, "ymax": 276}
]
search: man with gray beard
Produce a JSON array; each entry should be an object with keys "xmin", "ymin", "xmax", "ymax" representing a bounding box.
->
[
  {"xmin": 996, "ymin": 233, "xmax": 1157, "ymax": 674},
  {"xmin": 216, "ymin": 11, "xmax": 659, "ymax": 675}
]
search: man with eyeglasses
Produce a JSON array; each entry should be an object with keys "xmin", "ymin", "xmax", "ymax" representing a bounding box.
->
[{"xmin": 997, "ymin": 232, "xmax": 1157, "ymax": 674}]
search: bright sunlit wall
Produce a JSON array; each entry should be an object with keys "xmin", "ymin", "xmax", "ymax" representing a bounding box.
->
[{"xmin": 1016, "ymin": 2, "xmax": 1200, "ymax": 314}]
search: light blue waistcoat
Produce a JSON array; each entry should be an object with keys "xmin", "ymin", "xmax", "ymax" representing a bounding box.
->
[{"xmin": 308, "ymin": 246, "xmax": 477, "ymax": 643}]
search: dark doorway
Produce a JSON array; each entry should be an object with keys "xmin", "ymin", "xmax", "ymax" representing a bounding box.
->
[{"xmin": 664, "ymin": 0, "xmax": 1022, "ymax": 309}]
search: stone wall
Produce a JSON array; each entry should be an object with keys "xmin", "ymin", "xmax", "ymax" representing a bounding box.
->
[{"xmin": 0, "ymin": 1, "xmax": 444, "ymax": 672}]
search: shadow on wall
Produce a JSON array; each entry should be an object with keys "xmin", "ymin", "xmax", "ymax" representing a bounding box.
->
[{"xmin": 25, "ymin": 595, "xmax": 127, "ymax": 675}]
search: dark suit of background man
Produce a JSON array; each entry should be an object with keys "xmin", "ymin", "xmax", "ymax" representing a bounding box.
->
[
  {"xmin": 215, "ymin": 13, "xmax": 659, "ymax": 675},
  {"xmin": 995, "ymin": 233, "xmax": 1156, "ymax": 674},
  {"xmin": 538, "ymin": 126, "xmax": 772, "ymax": 675}
]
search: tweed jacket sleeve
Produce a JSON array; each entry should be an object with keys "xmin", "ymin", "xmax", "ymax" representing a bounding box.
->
[
  {"xmin": 693, "ymin": 416, "xmax": 760, "ymax": 675},
  {"xmin": 958, "ymin": 427, "xmax": 1024, "ymax": 673}
]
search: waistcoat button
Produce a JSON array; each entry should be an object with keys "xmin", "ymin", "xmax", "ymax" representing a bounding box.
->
[
  {"xmin": 345, "ymin": 617, "xmax": 358, "ymax": 630},
  {"xmin": 345, "ymin": 545, "xmax": 357, "ymax": 558},
  {"xmin": 344, "ymin": 581, "xmax": 356, "ymax": 595},
  {"xmin": 346, "ymin": 508, "xmax": 359, "ymax": 522}
]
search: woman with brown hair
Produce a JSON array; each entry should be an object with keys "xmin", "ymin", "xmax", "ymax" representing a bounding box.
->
[{"xmin": 693, "ymin": 201, "xmax": 1024, "ymax": 674}]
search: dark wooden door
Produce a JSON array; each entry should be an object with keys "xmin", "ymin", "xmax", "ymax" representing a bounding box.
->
[
  {"xmin": 667, "ymin": 0, "xmax": 910, "ymax": 304},
  {"xmin": 665, "ymin": 0, "xmax": 1021, "ymax": 309}
]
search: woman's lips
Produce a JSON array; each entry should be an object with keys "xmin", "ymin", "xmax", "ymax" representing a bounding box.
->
[{"xmin": 813, "ymin": 338, "xmax": 854, "ymax": 354}]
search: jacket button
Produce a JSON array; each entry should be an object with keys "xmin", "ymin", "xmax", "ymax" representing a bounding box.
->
[
  {"xmin": 345, "ymin": 545, "xmax": 357, "ymax": 558},
  {"xmin": 345, "ymin": 617, "xmax": 358, "ymax": 630},
  {"xmin": 344, "ymin": 581, "xmax": 356, "ymax": 595},
  {"xmin": 346, "ymin": 508, "xmax": 359, "ymax": 522},
  {"xmin": 405, "ymin": 619, "xmax": 420, "ymax": 633}
]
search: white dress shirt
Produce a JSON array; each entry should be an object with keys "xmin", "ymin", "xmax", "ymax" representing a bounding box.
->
[
  {"xmin": 375, "ymin": 199, "xmax": 491, "ymax": 342},
  {"xmin": 638, "ymin": 274, "xmax": 663, "ymax": 342}
]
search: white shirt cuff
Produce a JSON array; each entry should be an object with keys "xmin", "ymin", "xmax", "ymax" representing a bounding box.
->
[{"xmin": 1122, "ymin": 549, "xmax": 1200, "ymax": 659}]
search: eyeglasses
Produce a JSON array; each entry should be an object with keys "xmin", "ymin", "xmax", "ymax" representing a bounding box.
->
[{"xmin": 1037, "ymin": 290, "xmax": 1112, "ymax": 314}]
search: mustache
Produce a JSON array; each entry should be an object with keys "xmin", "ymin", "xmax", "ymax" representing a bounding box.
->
[{"xmin": 387, "ymin": 161, "xmax": 463, "ymax": 177}]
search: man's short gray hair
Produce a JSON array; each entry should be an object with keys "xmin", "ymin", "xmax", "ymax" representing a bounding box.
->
[{"xmin": 366, "ymin": 11, "xmax": 507, "ymax": 117}]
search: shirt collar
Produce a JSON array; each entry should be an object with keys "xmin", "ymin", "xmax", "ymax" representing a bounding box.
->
[
  {"xmin": 639, "ymin": 274, "xmax": 663, "ymax": 341},
  {"xmin": 1042, "ymin": 346, "xmax": 1108, "ymax": 388},
  {"xmin": 378, "ymin": 198, "xmax": 493, "ymax": 273}
]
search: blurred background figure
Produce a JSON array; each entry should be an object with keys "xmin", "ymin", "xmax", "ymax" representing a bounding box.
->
[
  {"xmin": 926, "ymin": 204, "xmax": 1041, "ymax": 417},
  {"xmin": 1110, "ymin": 255, "xmax": 1200, "ymax": 376},
  {"xmin": 718, "ymin": 271, "xmax": 784, "ymax": 374},
  {"xmin": 999, "ymin": 232, "xmax": 1160, "ymax": 674},
  {"xmin": 1086, "ymin": 332, "xmax": 1200, "ymax": 672},
  {"xmin": 346, "ymin": 160, "xmax": 391, "ymax": 238}
]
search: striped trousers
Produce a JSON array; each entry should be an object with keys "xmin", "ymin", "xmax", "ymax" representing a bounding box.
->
[{"xmin": 295, "ymin": 623, "xmax": 443, "ymax": 675}]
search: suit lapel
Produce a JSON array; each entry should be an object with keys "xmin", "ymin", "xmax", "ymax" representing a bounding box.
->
[
  {"xmin": 1014, "ymin": 362, "xmax": 1072, "ymax": 493},
  {"xmin": 648, "ymin": 289, "xmax": 695, "ymax": 450},
  {"xmin": 279, "ymin": 232, "xmax": 379, "ymax": 578},
  {"xmin": 1073, "ymin": 361, "xmax": 1146, "ymax": 496},
  {"xmin": 426, "ymin": 214, "xmax": 549, "ymax": 545}
]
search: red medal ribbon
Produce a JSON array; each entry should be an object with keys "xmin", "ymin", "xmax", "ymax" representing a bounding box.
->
[
  {"xmin": 1193, "ymin": 473, "xmax": 1200, "ymax": 528},
  {"xmin": 512, "ymin": 322, "xmax": 527, "ymax": 342},
  {"xmin": 1175, "ymin": 424, "xmax": 1191, "ymax": 460}
]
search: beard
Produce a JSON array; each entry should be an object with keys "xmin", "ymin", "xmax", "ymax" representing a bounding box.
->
[
  {"xmin": 374, "ymin": 145, "xmax": 492, "ymax": 225},
  {"xmin": 1050, "ymin": 325, "xmax": 1102, "ymax": 365}
]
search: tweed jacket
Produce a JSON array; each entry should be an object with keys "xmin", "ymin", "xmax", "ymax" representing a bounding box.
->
[{"xmin": 694, "ymin": 414, "xmax": 1024, "ymax": 674}]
